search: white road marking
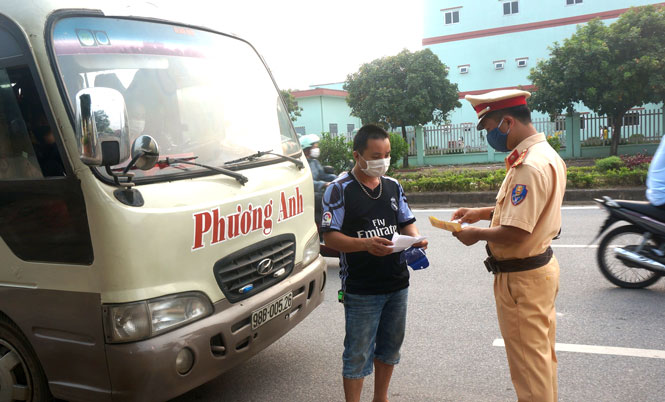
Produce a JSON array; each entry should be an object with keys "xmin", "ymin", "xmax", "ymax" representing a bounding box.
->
[
  {"xmin": 493, "ymin": 339, "xmax": 665, "ymax": 359},
  {"xmin": 551, "ymin": 245, "xmax": 598, "ymax": 248},
  {"xmin": 413, "ymin": 206, "xmax": 599, "ymax": 213}
]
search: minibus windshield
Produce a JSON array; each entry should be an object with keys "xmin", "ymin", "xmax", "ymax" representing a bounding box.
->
[{"xmin": 52, "ymin": 16, "xmax": 300, "ymax": 181}]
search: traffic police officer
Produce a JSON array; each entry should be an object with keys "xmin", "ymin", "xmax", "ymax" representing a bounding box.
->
[{"xmin": 451, "ymin": 90, "xmax": 567, "ymax": 402}]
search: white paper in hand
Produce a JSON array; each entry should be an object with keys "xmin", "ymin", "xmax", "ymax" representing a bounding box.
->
[{"xmin": 390, "ymin": 233, "xmax": 427, "ymax": 253}]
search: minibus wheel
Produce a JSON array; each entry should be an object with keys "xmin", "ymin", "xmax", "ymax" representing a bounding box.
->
[{"xmin": 0, "ymin": 317, "xmax": 51, "ymax": 402}]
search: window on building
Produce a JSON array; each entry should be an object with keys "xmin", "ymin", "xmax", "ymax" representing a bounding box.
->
[
  {"xmin": 494, "ymin": 61, "xmax": 505, "ymax": 70},
  {"xmin": 516, "ymin": 58, "xmax": 528, "ymax": 68},
  {"xmin": 624, "ymin": 111, "xmax": 640, "ymax": 126},
  {"xmin": 295, "ymin": 126, "xmax": 306, "ymax": 135},
  {"xmin": 329, "ymin": 123, "xmax": 338, "ymax": 135},
  {"xmin": 347, "ymin": 124, "xmax": 355, "ymax": 134},
  {"xmin": 503, "ymin": 1, "xmax": 519, "ymax": 15},
  {"xmin": 444, "ymin": 9, "xmax": 460, "ymax": 25},
  {"xmin": 458, "ymin": 65, "xmax": 469, "ymax": 74},
  {"xmin": 566, "ymin": 0, "xmax": 583, "ymax": 5}
]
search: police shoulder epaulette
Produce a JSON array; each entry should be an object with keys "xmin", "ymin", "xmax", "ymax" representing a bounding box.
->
[{"xmin": 511, "ymin": 149, "xmax": 528, "ymax": 168}]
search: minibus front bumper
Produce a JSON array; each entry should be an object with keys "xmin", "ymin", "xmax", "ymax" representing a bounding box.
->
[{"xmin": 104, "ymin": 256, "xmax": 327, "ymax": 402}]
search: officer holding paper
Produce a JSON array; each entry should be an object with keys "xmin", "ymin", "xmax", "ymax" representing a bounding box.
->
[{"xmin": 451, "ymin": 90, "xmax": 567, "ymax": 402}]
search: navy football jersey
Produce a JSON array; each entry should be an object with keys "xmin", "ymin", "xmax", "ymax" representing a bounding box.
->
[{"xmin": 321, "ymin": 172, "xmax": 416, "ymax": 295}]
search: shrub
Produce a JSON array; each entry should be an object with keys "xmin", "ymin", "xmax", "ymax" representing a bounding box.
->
[
  {"xmin": 595, "ymin": 156, "xmax": 624, "ymax": 172},
  {"xmin": 547, "ymin": 136, "xmax": 562, "ymax": 152},
  {"xmin": 318, "ymin": 133, "xmax": 353, "ymax": 173},
  {"xmin": 388, "ymin": 132, "xmax": 409, "ymax": 173},
  {"xmin": 582, "ymin": 136, "xmax": 605, "ymax": 147},
  {"xmin": 628, "ymin": 134, "xmax": 645, "ymax": 144},
  {"xmin": 394, "ymin": 164, "xmax": 648, "ymax": 193},
  {"xmin": 620, "ymin": 152, "xmax": 652, "ymax": 169}
]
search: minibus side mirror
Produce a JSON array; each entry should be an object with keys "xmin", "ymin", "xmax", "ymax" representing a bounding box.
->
[
  {"xmin": 75, "ymin": 87, "xmax": 130, "ymax": 167},
  {"xmin": 128, "ymin": 135, "xmax": 159, "ymax": 171}
]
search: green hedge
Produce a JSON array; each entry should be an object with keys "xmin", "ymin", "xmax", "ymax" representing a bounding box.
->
[{"xmin": 394, "ymin": 164, "xmax": 648, "ymax": 193}]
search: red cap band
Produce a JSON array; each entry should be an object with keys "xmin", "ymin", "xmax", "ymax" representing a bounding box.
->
[{"xmin": 474, "ymin": 96, "xmax": 527, "ymax": 114}]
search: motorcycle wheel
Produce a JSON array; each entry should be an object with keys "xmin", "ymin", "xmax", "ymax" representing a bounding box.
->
[{"xmin": 597, "ymin": 225, "xmax": 662, "ymax": 289}]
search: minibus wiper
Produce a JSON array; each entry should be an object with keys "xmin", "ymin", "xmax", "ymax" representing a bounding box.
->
[
  {"xmin": 224, "ymin": 149, "xmax": 304, "ymax": 169},
  {"xmin": 159, "ymin": 157, "xmax": 248, "ymax": 185}
]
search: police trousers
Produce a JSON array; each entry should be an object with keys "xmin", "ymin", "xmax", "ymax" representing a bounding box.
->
[{"xmin": 493, "ymin": 256, "xmax": 560, "ymax": 402}]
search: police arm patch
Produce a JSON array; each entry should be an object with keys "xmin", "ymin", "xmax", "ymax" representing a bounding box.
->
[{"xmin": 511, "ymin": 184, "xmax": 527, "ymax": 206}]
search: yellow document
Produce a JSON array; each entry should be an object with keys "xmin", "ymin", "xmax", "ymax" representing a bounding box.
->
[{"xmin": 429, "ymin": 216, "xmax": 464, "ymax": 232}]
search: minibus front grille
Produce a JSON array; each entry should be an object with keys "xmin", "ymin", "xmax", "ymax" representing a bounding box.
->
[{"xmin": 212, "ymin": 234, "xmax": 296, "ymax": 303}]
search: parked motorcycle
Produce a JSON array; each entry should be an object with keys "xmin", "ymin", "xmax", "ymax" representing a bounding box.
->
[{"xmin": 594, "ymin": 196, "xmax": 665, "ymax": 288}]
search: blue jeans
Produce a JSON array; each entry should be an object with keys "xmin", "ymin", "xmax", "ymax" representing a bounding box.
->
[{"xmin": 342, "ymin": 287, "xmax": 408, "ymax": 379}]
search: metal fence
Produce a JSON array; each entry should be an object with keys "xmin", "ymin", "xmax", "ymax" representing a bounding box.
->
[
  {"xmin": 579, "ymin": 108, "xmax": 663, "ymax": 146},
  {"xmin": 423, "ymin": 123, "xmax": 486, "ymax": 155},
  {"xmin": 419, "ymin": 116, "xmax": 569, "ymax": 156}
]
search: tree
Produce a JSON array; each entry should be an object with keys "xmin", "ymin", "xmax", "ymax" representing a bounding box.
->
[
  {"xmin": 344, "ymin": 49, "xmax": 461, "ymax": 167},
  {"xmin": 528, "ymin": 6, "xmax": 665, "ymax": 155},
  {"xmin": 319, "ymin": 133, "xmax": 353, "ymax": 173},
  {"xmin": 280, "ymin": 89, "xmax": 303, "ymax": 122}
]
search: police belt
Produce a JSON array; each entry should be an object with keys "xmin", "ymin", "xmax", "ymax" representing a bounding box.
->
[{"xmin": 484, "ymin": 244, "xmax": 553, "ymax": 274}]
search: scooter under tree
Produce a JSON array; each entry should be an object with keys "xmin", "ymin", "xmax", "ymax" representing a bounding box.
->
[{"xmin": 593, "ymin": 196, "xmax": 665, "ymax": 288}]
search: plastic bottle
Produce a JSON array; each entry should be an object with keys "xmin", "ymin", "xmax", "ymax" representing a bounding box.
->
[{"xmin": 400, "ymin": 247, "xmax": 429, "ymax": 270}]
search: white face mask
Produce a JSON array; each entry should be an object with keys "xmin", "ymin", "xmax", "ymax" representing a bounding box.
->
[
  {"xmin": 309, "ymin": 147, "xmax": 320, "ymax": 159},
  {"xmin": 360, "ymin": 155, "xmax": 390, "ymax": 177}
]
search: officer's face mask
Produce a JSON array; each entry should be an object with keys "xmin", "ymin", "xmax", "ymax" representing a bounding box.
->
[
  {"xmin": 309, "ymin": 147, "xmax": 320, "ymax": 159},
  {"xmin": 359, "ymin": 155, "xmax": 390, "ymax": 177},
  {"xmin": 486, "ymin": 118, "xmax": 511, "ymax": 153}
]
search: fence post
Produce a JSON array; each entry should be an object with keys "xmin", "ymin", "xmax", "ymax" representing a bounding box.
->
[
  {"xmin": 565, "ymin": 112, "xmax": 581, "ymax": 158},
  {"xmin": 662, "ymin": 105, "xmax": 665, "ymax": 137},
  {"xmin": 416, "ymin": 125, "xmax": 425, "ymax": 166}
]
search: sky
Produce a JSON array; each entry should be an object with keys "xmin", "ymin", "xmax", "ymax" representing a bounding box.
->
[{"xmin": 186, "ymin": 1, "xmax": 425, "ymax": 91}]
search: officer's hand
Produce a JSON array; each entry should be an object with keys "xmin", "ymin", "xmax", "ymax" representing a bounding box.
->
[
  {"xmin": 452, "ymin": 227, "xmax": 480, "ymax": 246},
  {"xmin": 412, "ymin": 239, "xmax": 428, "ymax": 250},
  {"xmin": 451, "ymin": 208, "xmax": 482, "ymax": 224},
  {"xmin": 364, "ymin": 237, "xmax": 394, "ymax": 256}
]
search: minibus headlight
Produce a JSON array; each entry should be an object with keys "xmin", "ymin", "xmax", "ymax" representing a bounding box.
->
[
  {"xmin": 149, "ymin": 293, "xmax": 213, "ymax": 336},
  {"xmin": 103, "ymin": 292, "xmax": 213, "ymax": 343},
  {"xmin": 104, "ymin": 302, "xmax": 150, "ymax": 343},
  {"xmin": 302, "ymin": 232, "xmax": 320, "ymax": 267}
]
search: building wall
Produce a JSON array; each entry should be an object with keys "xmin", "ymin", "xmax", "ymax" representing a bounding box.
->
[
  {"xmin": 292, "ymin": 97, "xmax": 323, "ymax": 135},
  {"xmin": 424, "ymin": 0, "xmax": 665, "ymax": 124},
  {"xmin": 292, "ymin": 94, "xmax": 361, "ymax": 136}
]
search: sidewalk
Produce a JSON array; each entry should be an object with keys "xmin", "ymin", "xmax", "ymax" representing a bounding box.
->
[{"xmin": 406, "ymin": 187, "xmax": 646, "ymax": 208}]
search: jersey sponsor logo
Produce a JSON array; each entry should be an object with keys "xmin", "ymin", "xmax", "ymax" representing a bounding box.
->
[
  {"xmin": 390, "ymin": 196, "xmax": 398, "ymax": 211},
  {"xmin": 191, "ymin": 186, "xmax": 304, "ymax": 251},
  {"xmin": 511, "ymin": 184, "xmax": 527, "ymax": 206},
  {"xmin": 356, "ymin": 218, "xmax": 397, "ymax": 238},
  {"xmin": 322, "ymin": 211, "xmax": 332, "ymax": 227}
]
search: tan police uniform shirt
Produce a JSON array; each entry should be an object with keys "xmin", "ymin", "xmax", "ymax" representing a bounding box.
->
[{"xmin": 489, "ymin": 133, "xmax": 567, "ymax": 260}]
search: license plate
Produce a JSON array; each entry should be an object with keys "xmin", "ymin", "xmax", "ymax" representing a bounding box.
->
[{"xmin": 251, "ymin": 292, "xmax": 293, "ymax": 330}]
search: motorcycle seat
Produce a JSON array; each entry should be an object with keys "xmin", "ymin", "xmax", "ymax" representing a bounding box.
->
[{"xmin": 616, "ymin": 200, "xmax": 665, "ymax": 222}]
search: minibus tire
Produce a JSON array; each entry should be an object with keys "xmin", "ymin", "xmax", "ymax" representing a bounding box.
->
[{"xmin": 0, "ymin": 317, "xmax": 52, "ymax": 402}]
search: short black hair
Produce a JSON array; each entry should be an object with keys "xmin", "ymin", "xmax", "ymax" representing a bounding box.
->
[
  {"xmin": 353, "ymin": 124, "xmax": 389, "ymax": 153},
  {"xmin": 485, "ymin": 105, "xmax": 532, "ymax": 126}
]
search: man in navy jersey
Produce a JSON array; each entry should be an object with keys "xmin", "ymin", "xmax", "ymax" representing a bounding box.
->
[{"xmin": 322, "ymin": 124, "xmax": 427, "ymax": 402}]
